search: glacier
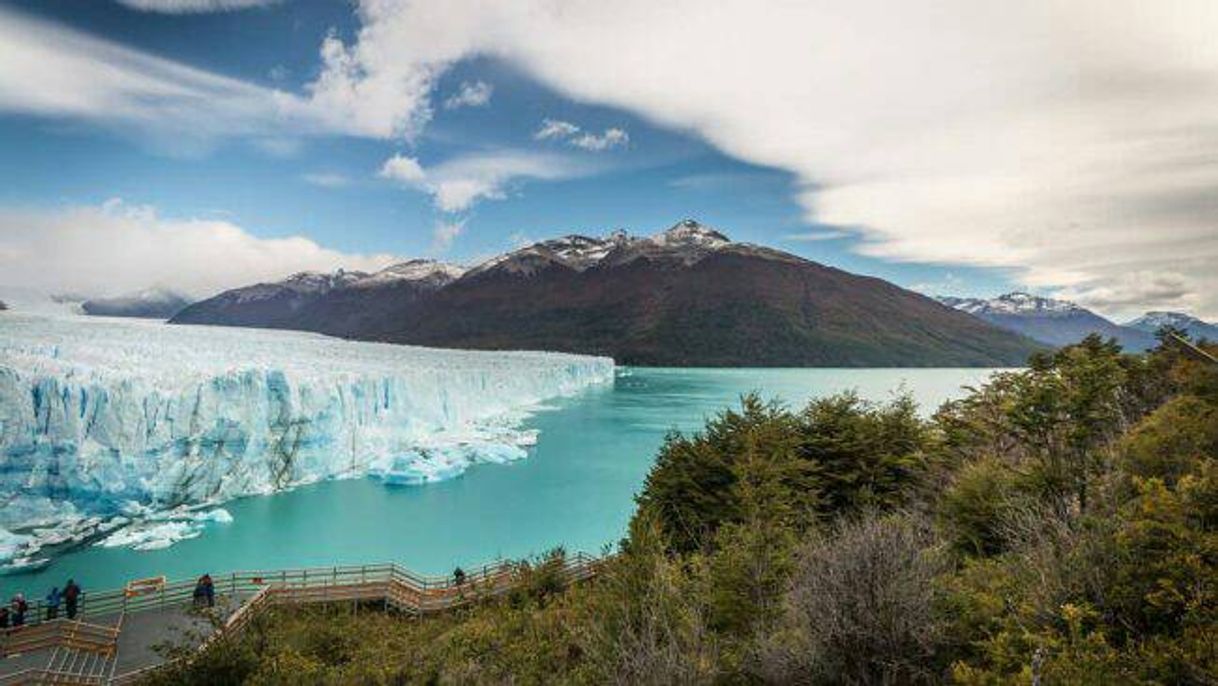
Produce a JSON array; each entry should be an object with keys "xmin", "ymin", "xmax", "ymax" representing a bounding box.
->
[{"xmin": 0, "ymin": 313, "xmax": 614, "ymax": 567}]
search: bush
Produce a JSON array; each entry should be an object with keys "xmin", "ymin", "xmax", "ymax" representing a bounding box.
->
[
  {"xmin": 636, "ymin": 392, "xmax": 928, "ymax": 555},
  {"xmin": 757, "ymin": 513, "xmax": 945, "ymax": 685},
  {"xmin": 937, "ymin": 456, "xmax": 1033, "ymax": 557},
  {"xmin": 1121, "ymin": 394, "xmax": 1218, "ymax": 486}
]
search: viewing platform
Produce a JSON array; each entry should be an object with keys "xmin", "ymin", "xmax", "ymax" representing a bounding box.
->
[{"xmin": 0, "ymin": 553, "xmax": 602, "ymax": 685}]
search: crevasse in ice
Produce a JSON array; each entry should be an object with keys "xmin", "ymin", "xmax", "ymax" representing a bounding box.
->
[{"xmin": 0, "ymin": 313, "xmax": 614, "ymax": 565}]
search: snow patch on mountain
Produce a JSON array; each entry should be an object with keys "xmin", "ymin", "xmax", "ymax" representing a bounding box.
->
[
  {"xmin": 651, "ymin": 219, "xmax": 731, "ymax": 249},
  {"xmin": 466, "ymin": 219, "xmax": 741, "ymax": 279},
  {"xmin": 351, "ymin": 259, "xmax": 466, "ymax": 289},
  {"xmin": 938, "ymin": 292, "xmax": 1085, "ymax": 317},
  {"xmin": 1127, "ymin": 311, "xmax": 1218, "ymax": 340}
]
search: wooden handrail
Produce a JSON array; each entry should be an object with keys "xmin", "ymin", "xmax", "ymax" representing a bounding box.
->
[
  {"xmin": 4, "ymin": 553, "xmax": 607, "ymax": 685},
  {"xmin": 0, "ymin": 666, "xmax": 108, "ymax": 685},
  {"xmin": 7, "ymin": 557, "xmax": 606, "ymax": 626},
  {"xmin": 0, "ymin": 619, "xmax": 119, "ymax": 658}
]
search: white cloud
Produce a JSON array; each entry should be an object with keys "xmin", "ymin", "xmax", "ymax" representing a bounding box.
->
[
  {"xmin": 115, "ymin": 0, "xmax": 279, "ymax": 12},
  {"xmin": 0, "ymin": 5, "xmax": 423, "ymax": 147},
  {"xmin": 570, "ymin": 127, "xmax": 629, "ymax": 151},
  {"xmin": 533, "ymin": 118, "xmax": 628, "ymax": 151},
  {"xmin": 443, "ymin": 81, "xmax": 493, "ymax": 109},
  {"xmin": 0, "ymin": 7, "xmax": 274, "ymax": 136},
  {"xmin": 1054, "ymin": 271, "xmax": 1198, "ymax": 316},
  {"xmin": 317, "ymin": 0, "xmax": 1218, "ymax": 319},
  {"xmin": 302, "ymin": 172, "xmax": 351, "ymax": 188},
  {"xmin": 783, "ymin": 230, "xmax": 847, "ymax": 243},
  {"xmin": 431, "ymin": 219, "xmax": 465, "ymax": 252},
  {"xmin": 380, "ymin": 150, "xmax": 586, "ymax": 213},
  {"xmin": 533, "ymin": 119, "xmax": 580, "ymax": 141},
  {"xmin": 0, "ymin": 5, "xmax": 385, "ymax": 149},
  {"xmin": 379, "ymin": 155, "xmax": 427, "ymax": 184},
  {"xmin": 909, "ymin": 272, "xmax": 968, "ymax": 298},
  {"xmin": 0, "ymin": 200, "xmax": 399, "ymax": 299}
]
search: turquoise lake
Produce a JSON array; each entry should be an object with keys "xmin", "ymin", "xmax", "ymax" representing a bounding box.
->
[{"xmin": 0, "ymin": 367, "xmax": 999, "ymax": 596}]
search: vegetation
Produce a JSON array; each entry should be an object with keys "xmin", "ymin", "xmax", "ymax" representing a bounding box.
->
[{"xmin": 151, "ymin": 333, "xmax": 1218, "ymax": 685}]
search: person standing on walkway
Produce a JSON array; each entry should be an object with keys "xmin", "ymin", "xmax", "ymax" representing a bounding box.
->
[
  {"xmin": 44, "ymin": 587, "xmax": 61, "ymax": 621},
  {"xmin": 0, "ymin": 605, "xmax": 9, "ymax": 630},
  {"xmin": 63, "ymin": 579, "xmax": 81, "ymax": 620},
  {"xmin": 192, "ymin": 575, "xmax": 207, "ymax": 608},
  {"xmin": 201, "ymin": 573, "xmax": 215, "ymax": 608},
  {"xmin": 11, "ymin": 594, "xmax": 27, "ymax": 627}
]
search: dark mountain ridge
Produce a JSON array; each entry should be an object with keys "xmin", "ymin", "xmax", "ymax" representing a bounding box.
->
[{"xmin": 172, "ymin": 220, "xmax": 1040, "ymax": 367}]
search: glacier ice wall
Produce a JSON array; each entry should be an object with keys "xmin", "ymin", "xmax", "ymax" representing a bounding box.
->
[{"xmin": 0, "ymin": 314, "xmax": 613, "ymax": 561}]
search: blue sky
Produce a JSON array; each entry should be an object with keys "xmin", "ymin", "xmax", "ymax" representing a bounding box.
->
[{"xmin": 1, "ymin": 0, "xmax": 1215, "ymax": 319}]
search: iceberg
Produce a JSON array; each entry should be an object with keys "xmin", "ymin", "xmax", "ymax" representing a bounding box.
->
[
  {"xmin": 0, "ymin": 313, "xmax": 613, "ymax": 563},
  {"xmin": 95, "ymin": 508, "xmax": 233, "ymax": 551}
]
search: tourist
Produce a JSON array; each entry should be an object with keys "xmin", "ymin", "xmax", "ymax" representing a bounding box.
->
[
  {"xmin": 45, "ymin": 587, "xmax": 61, "ymax": 621},
  {"xmin": 63, "ymin": 579, "xmax": 81, "ymax": 620},
  {"xmin": 192, "ymin": 575, "xmax": 207, "ymax": 608},
  {"xmin": 453, "ymin": 567, "xmax": 467, "ymax": 586},
  {"xmin": 0, "ymin": 605, "xmax": 9, "ymax": 630},
  {"xmin": 11, "ymin": 594, "xmax": 26, "ymax": 627},
  {"xmin": 201, "ymin": 573, "xmax": 215, "ymax": 608}
]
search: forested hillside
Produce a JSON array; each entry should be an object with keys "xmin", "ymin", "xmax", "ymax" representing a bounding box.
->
[{"xmin": 153, "ymin": 332, "xmax": 1218, "ymax": 685}]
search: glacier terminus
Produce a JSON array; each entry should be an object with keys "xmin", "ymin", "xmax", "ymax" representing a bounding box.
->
[{"xmin": 0, "ymin": 313, "xmax": 614, "ymax": 570}]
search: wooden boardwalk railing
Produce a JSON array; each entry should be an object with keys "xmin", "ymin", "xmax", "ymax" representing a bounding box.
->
[
  {"xmin": 1, "ymin": 553, "xmax": 603, "ymax": 685},
  {"xmin": 0, "ymin": 620, "xmax": 119, "ymax": 660}
]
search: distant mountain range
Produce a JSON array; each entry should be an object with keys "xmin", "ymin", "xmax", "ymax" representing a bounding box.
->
[
  {"xmin": 172, "ymin": 220, "xmax": 1039, "ymax": 367},
  {"xmin": 81, "ymin": 288, "xmax": 194, "ymax": 319},
  {"xmin": 938, "ymin": 292, "xmax": 1218, "ymax": 351},
  {"xmin": 1125, "ymin": 311, "xmax": 1218, "ymax": 342}
]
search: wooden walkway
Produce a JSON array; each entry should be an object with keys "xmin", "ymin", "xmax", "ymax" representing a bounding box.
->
[{"xmin": 0, "ymin": 553, "xmax": 601, "ymax": 685}]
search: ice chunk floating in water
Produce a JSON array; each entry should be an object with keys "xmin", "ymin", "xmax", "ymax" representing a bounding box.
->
[{"xmin": 0, "ymin": 314, "xmax": 614, "ymax": 565}]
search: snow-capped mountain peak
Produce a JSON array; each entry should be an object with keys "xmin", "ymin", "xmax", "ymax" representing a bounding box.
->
[
  {"xmin": 538, "ymin": 233, "xmax": 627, "ymax": 270},
  {"xmin": 939, "ymin": 292, "xmax": 1084, "ymax": 317},
  {"xmin": 281, "ymin": 269, "xmax": 369, "ymax": 292},
  {"xmin": 1128, "ymin": 311, "xmax": 1198, "ymax": 330},
  {"xmin": 937, "ymin": 291, "xmax": 1162, "ymax": 351},
  {"xmin": 353, "ymin": 259, "xmax": 466, "ymax": 288},
  {"xmin": 465, "ymin": 220, "xmax": 738, "ymax": 278},
  {"xmin": 1126, "ymin": 311, "xmax": 1218, "ymax": 340},
  {"xmin": 652, "ymin": 219, "xmax": 730, "ymax": 248}
]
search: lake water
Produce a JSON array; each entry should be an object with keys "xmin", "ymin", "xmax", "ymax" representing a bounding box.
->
[{"xmin": 0, "ymin": 367, "xmax": 998, "ymax": 596}]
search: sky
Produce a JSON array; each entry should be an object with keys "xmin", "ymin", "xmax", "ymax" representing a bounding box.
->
[{"xmin": 0, "ymin": 0, "xmax": 1216, "ymax": 320}]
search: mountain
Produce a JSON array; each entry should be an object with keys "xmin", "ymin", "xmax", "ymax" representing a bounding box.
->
[
  {"xmin": 171, "ymin": 270, "xmax": 371, "ymax": 329},
  {"xmin": 81, "ymin": 288, "xmax": 194, "ymax": 319},
  {"xmin": 0, "ymin": 300, "xmax": 7, "ymax": 311},
  {"xmin": 0, "ymin": 286, "xmax": 85, "ymax": 316},
  {"xmin": 173, "ymin": 220, "xmax": 1040, "ymax": 367},
  {"xmin": 173, "ymin": 261, "xmax": 463, "ymax": 333},
  {"xmin": 1126, "ymin": 311, "xmax": 1218, "ymax": 342},
  {"xmin": 938, "ymin": 292, "xmax": 1155, "ymax": 351}
]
